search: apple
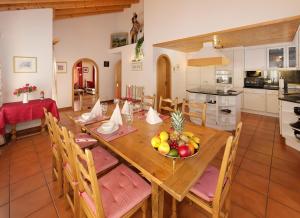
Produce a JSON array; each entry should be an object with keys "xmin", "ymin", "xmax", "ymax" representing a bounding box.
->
[
  {"xmin": 178, "ymin": 145, "xmax": 191, "ymax": 158},
  {"xmin": 158, "ymin": 141, "xmax": 170, "ymax": 155}
]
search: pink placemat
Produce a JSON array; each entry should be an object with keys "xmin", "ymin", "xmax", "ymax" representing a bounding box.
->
[
  {"xmin": 134, "ymin": 111, "xmax": 170, "ymax": 121},
  {"xmin": 91, "ymin": 125, "xmax": 138, "ymax": 142},
  {"xmin": 73, "ymin": 115, "xmax": 109, "ymax": 125}
]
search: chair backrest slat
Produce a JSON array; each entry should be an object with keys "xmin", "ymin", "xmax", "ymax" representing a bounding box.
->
[
  {"xmin": 213, "ymin": 122, "xmax": 243, "ymax": 211},
  {"xmin": 141, "ymin": 93, "xmax": 156, "ymax": 109},
  {"xmin": 182, "ymin": 99, "xmax": 207, "ymax": 127},
  {"xmin": 70, "ymin": 135, "xmax": 105, "ymax": 217},
  {"xmin": 158, "ymin": 96, "xmax": 178, "ymax": 114}
]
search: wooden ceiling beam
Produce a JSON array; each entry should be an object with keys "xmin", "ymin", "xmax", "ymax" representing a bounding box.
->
[
  {"xmin": 55, "ymin": 9, "xmax": 123, "ymax": 20},
  {"xmin": 55, "ymin": 5, "xmax": 128, "ymax": 16},
  {"xmin": 0, "ymin": 0, "xmax": 138, "ymax": 11}
]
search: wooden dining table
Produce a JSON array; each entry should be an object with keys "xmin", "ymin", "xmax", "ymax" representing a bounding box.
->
[{"xmin": 66, "ymin": 107, "xmax": 231, "ymax": 218}]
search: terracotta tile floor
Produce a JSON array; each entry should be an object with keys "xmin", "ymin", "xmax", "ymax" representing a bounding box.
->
[{"xmin": 0, "ymin": 112, "xmax": 300, "ymax": 218}]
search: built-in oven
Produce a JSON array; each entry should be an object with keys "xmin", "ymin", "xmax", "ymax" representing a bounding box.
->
[{"xmin": 244, "ymin": 70, "xmax": 264, "ymax": 88}]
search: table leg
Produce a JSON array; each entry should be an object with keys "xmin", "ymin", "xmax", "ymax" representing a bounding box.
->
[
  {"xmin": 151, "ymin": 182, "xmax": 164, "ymax": 218},
  {"xmin": 171, "ymin": 197, "xmax": 177, "ymax": 218},
  {"xmin": 41, "ymin": 118, "xmax": 46, "ymax": 133},
  {"xmin": 11, "ymin": 124, "xmax": 17, "ymax": 140}
]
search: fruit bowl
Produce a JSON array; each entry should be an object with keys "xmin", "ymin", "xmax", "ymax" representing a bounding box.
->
[{"xmin": 151, "ymin": 131, "xmax": 200, "ymax": 159}]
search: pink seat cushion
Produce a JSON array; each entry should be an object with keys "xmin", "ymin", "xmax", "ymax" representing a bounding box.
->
[
  {"xmin": 81, "ymin": 164, "xmax": 151, "ymax": 218},
  {"xmin": 91, "ymin": 146, "xmax": 119, "ymax": 174},
  {"xmin": 75, "ymin": 133, "xmax": 98, "ymax": 149},
  {"xmin": 190, "ymin": 165, "xmax": 219, "ymax": 202}
]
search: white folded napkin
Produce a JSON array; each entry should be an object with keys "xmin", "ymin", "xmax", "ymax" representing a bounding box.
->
[
  {"xmin": 109, "ymin": 103, "xmax": 123, "ymax": 126},
  {"xmin": 146, "ymin": 107, "xmax": 162, "ymax": 124},
  {"xmin": 121, "ymin": 100, "xmax": 129, "ymax": 115},
  {"xmin": 81, "ymin": 99, "xmax": 102, "ymax": 121}
]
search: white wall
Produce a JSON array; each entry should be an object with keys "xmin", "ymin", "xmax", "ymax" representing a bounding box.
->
[
  {"xmin": 54, "ymin": 13, "xmax": 121, "ymax": 108},
  {"xmin": 0, "ymin": 9, "xmax": 53, "ymax": 103},
  {"xmin": 143, "ymin": 0, "xmax": 300, "ymax": 95},
  {"xmin": 82, "ymin": 60, "xmax": 94, "ymax": 86}
]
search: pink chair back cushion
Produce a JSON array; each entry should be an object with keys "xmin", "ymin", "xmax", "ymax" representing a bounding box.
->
[
  {"xmin": 91, "ymin": 147, "xmax": 118, "ymax": 173},
  {"xmin": 80, "ymin": 164, "xmax": 151, "ymax": 218},
  {"xmin": 190, "ymin": 165, "xmax": 219, "ymax": 202}
]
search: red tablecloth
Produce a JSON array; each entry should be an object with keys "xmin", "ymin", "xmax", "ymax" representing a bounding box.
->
[{"xmin": 0, "ymin": 98, "xmax": 59, "ymax": 134}]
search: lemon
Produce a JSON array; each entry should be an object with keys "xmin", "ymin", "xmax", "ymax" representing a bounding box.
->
[
  {"xmin": 159, "ymin": 131, "xmax": 169, "ymax": 141},
  {"xmin": 151, "ymin": 136, "xmax": 161, "ymax": 148}
]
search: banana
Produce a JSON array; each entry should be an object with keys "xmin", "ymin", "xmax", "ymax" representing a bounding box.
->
[
  {"xmin": 183, "ymin": 131, "xmax": 194, "ymax": 138},
  {"xmin": 180, "ymin": 134, "xmax": 189, "ymax": 143},
  {"xmin": 190, "ymin": 141, "xmax": 199, "ymax": 149},
  {"xmin": 192, "ymin": 136, "xmax": 200, "ymax": 144}
]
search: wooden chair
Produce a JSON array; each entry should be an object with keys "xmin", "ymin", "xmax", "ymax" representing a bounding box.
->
[
  {"xmin": 141, "ymin": 93, "xmax": 156, "ymax": 110},
  {"xmin": 52, "ymin": 121, "xmax": 119, "ymax": 217},
  {"xmin": 158, "ymin": 96, "xmax": 178, "ymax": 114},
  {"xmin": 71, "ymin": 138, "xmax": 151, "ymax": 218},
  {"xmin": 182, "ymin": 99, "xmax": 207, "ymax": 127},
  {"xmin": 185, "ymin": 122, "xmax": 243, "ymax": 218},
  {"xmin": 43, "ymin": 108, "xmax": 63, "ymax": 196}
]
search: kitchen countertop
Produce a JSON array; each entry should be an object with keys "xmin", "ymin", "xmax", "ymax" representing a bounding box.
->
[
  {"xmin": 278, "ymin": 89, "xmax": 300, "ymax": 103},
  {"xmin": 186, "ymin": 88, "xmax": 242, "ymax": 96}
]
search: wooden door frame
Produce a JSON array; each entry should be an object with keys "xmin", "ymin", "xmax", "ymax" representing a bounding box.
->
[
  {"xmin": 156, "ymin": 54, "xmax": 172, "ymax": 104},
  {"xmin": 72, "ymin": 58, "xmax": 100, "ymax": 110},
  {"xmin": 114, "ymin": 60, "xmax": 122, "ymax": 99}
]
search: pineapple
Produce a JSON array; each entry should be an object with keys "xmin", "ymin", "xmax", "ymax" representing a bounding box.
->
[{"xmin": 171, "ymin": 110, "xmax": 185, "ymax": 135}]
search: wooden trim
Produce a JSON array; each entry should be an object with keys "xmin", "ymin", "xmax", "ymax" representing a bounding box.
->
[
  {"xmin": 58, "ymin": 106, "xmax": 72, "ymax": 112},
  {"xmin": 187, "ymin": 57, "xmax": 229, "ymax": 67},
  {"xmin": 156, "ymin": 54, "xmax": 172, "ymax": 108},
  {"xmin": 71, "ymin": 58, "xmax": 100, "ymax": 111},
  {"xmin": 154, "ymin": 15, "xmax": 300, "ymax": 52}
]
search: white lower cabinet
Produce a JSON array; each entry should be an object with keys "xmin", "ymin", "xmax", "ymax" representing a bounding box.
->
[
  {"xmin": 243, "ymin": 88, "xmax": 279, "ymax": 115},
  {"xmin": 243, "ymin": 88, "xmax": 266, "ymax": 112},
  {"xmin": 266, "ymin": 90, "xmax": 279, "ymax": 114}
]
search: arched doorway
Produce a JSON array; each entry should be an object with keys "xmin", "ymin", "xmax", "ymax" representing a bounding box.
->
[
  {"xmin": 72, "ymin": 58, "xmax": 99, "ymax": 111},
  {"xmin": 156, "ymin": 55, "xmax": 171, "ymax": 107}
]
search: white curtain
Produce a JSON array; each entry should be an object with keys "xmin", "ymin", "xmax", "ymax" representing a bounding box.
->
[{"xmin": 52, "ymin": 51, "xmax": 58, "ymax": 101}]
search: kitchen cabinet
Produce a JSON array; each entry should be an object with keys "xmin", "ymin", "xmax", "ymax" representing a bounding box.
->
[
  {"xmin": 267, "ymin": 46, "xmax": 297, "ymax": 69},
  {"xmin": 233, "ymin": 48, "xmax": 244, "ymax": 88},
  {"xmin": 267, "ymin": 47, "xmax": 284, "ymax": 68},
  {"xmin": 287, "ymin": 46, "xmax": 297, "ymax": 68},
  {"xmin": 243, "ymin": 88, "xmax": 266, "ymax": 112},
  {"xmin": 244, "ymin": 48, "xmax": 266, "ymax": 70},
  {"xmin": 266, "ymin": 90, "xmax": 279, "ymax": 114}
]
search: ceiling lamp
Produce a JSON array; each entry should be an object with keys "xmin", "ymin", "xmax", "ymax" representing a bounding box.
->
[{"xmin": 213, "ymin": 35, "xmax": 223, "ymax": 49}]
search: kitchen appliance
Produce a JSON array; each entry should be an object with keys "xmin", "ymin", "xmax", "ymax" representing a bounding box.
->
[
  {"xmin": 246, "ymin": 70, "xmax": 262, "ymax": 77},
  {"xmin": 290, "ymin": 107, "xmax": 300, "ymax": 140},
  {"xmin": 216, "ymin": 71, "xmax": 232, "ymax": 85},
  {"xmin": 244, "ymin": 77, "xmax": 265, "ymax": 88}
]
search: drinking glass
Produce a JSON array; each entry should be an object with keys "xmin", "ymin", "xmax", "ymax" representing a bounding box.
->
[
  {"xmin": 126, "ymin": 103, "xmax": 134, "ymax": 125},
  {"xmin": 101, "ymin": 103, "xmax": 108, "ymax": 116}
]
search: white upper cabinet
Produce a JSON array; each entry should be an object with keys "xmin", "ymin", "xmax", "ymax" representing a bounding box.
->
[
  {"xmin": 267, "ymin": 45, "xmax": 297, "ymax": 69},
  {"xmin": 244, "ymin": 47, "xmax": 267, "ymax": 70},
  {"xmin": 287, "ymin": 46, "xmax": 297, "ymax": 68},
  {"xmin": 267, "ymin": 47, "xmax": 285, "ymax": 69}
]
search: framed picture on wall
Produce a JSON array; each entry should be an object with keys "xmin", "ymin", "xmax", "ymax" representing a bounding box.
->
[
  {"xmin": 111, "ymin": 32, "xmax": 128, "ymax": 48},
  {"xmin": 13, "ymin": 56, "xmax": 37, "ymax": 73},
  {"xmin": 56, "ymin": 62, "xmax": 67, "ymax": 73},
  {"xmin": 82, "ymin": 67, "xmax": 89, "ymax": 73}
]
